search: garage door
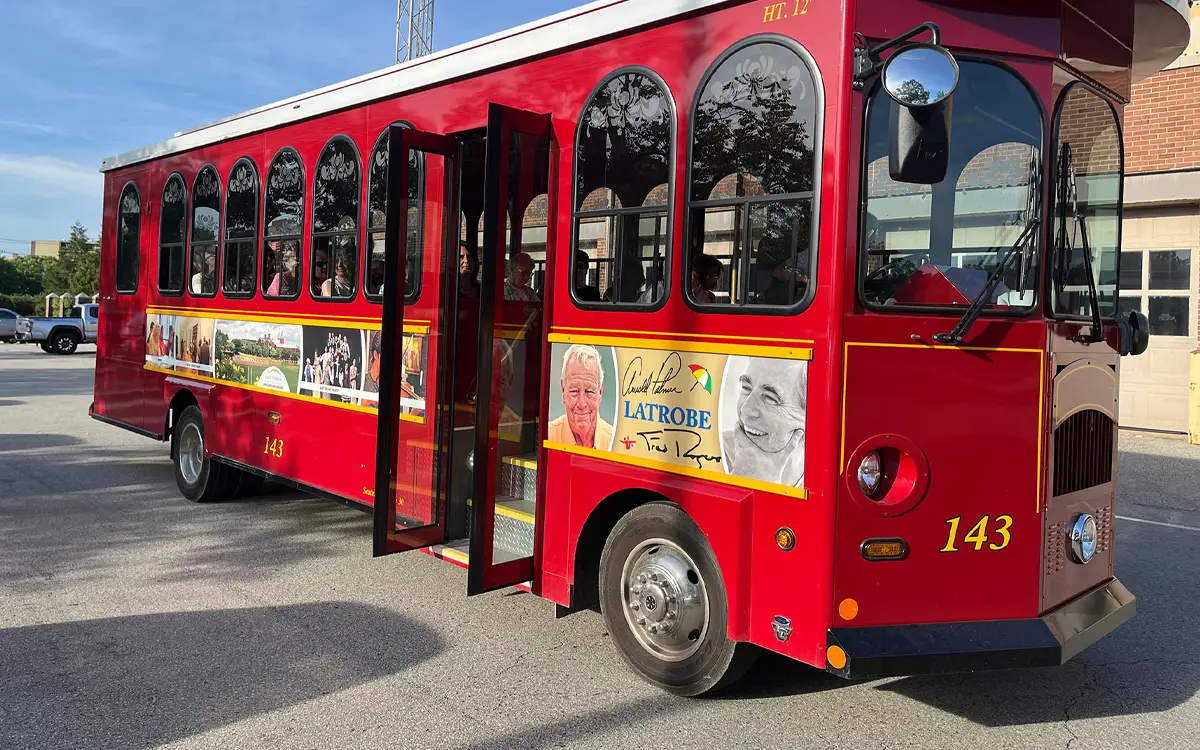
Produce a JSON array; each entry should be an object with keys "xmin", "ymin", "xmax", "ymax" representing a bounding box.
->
[{"xmin": 1118, "ymin": 209, "xmax": 1197, "ymax": 433}]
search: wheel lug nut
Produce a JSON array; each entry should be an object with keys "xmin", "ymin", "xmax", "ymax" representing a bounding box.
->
[
  {"xmin": 630, "ymin": 586, "xmax": 641, "ymax": 595},
  {"xmin": 630, "ymin": 601, "xmax": 640, "ymax": 610},
  {"xmin": 637, "ymin": 574, "xmax": 647, "ymax": 584},
  {"xmin": 649, "ymin": 572, "xmax": 659, "ymax": 581},
  {"xmin": 636, "ymin": 617, "xmax": 646, "ymax": 626},
  {"xmin": 666, "ymin": 611, "xmax": 676, "ymax": 620}
]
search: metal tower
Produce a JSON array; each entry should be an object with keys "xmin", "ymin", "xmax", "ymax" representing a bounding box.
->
[{"xmin": 396, "ymin": 0, "xmax": 435, "ymax": 63}]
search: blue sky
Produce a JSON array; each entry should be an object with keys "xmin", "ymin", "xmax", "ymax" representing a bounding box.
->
[{"xmin": 0, "ymin": 0, "xmax": 576, "ymax": 254}]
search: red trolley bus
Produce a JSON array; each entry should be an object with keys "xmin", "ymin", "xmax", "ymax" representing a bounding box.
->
[{"xmin": 91, "ymin": 0, "xmax": 1190, "ymax": 695}]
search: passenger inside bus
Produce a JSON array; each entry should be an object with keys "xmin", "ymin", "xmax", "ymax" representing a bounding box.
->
[
  {"xmin": 573, "ymin": 250, "xmax": 601, "ymax": 302},
  {"xmin": 265, "ymin": 241, "xmax": 299, "ymax": 297},
  {"xmin": 504, "ymin": 252, "xmax": 538, "ymax": 301},
  {"xmin": 690, "ymin": 253, "xmax": 723, "ymax": 304},
  {"xmin": 190, "ymin": 252, "xmax": 216, "ymax": 296}
]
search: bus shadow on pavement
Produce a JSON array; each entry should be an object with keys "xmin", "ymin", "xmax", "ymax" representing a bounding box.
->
[
  {"xmin": 0, "ymin": 602, "xmax": 443, "ymax": 748},
  {"xmin": 0, "ymin": 433, "xmax": 82, "ymax": 452}
]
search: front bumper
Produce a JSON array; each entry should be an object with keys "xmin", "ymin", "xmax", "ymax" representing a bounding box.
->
[{"xmin": 826, "ymin": 578, "xmax": 1135, "ymax": 680}]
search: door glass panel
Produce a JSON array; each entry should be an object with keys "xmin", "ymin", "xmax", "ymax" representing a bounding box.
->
[
  {"xmin": 1119, "ymin": 251, "xmax": 1142, "ymax": 291},
  {"xmin": 1148, "ymin": 250, "xmax": 1191, "ymax": 291},
  {"xmin": 1147, "ymin": 296, "xmax": 1190, "ymax": 336},
  {"xmin": 486, "ymin": 128, "xmax": 549, "ymax": 566}
]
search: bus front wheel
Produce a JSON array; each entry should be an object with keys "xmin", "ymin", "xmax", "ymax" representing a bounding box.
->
[
  {"xmin": 172, "ymin": 405, "xmax": 238, "ymax": 502},
  {"xmin": 598, "ymin": 502, "xmax": 758, "ymax": 696}
]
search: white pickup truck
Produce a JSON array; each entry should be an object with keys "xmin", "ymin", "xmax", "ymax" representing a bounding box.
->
[{"xmin": 14, "ymin": 304, "xmax": 99, "ymax": 354}]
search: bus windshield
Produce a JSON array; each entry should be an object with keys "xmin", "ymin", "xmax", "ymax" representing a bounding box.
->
[{"xmin": 860, "ymin": 60, "xmax": 1043, "ymax": 312}]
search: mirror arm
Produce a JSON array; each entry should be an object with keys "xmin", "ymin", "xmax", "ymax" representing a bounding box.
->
[{"xmin": 853, "ymin": 22, "xmax": 942, "ymax": 88}]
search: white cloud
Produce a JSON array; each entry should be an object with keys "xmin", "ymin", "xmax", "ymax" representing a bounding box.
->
[
  {"xmin": 0, "ymin": 120, "xmax": 67, "ymax": 136},
  {"xmin": 0, "ymin": 154, "xmax": 102, "ymax": 197}
]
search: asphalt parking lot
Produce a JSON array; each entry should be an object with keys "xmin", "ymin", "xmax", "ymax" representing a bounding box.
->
[{"xmin": 1, "ymin": 342, "xmax": 1198, "ymax": 749}]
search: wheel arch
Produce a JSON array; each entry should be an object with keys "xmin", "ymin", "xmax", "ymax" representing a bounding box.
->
[
  {"xmin": 48, "ymin": 325, "xmax": 81, "ymax": 341},
  {"xmin": 571, "ymin": 487, "xmax": 669, "ymax": 613},
  {"xmin": 166, "ymin": 388, "xmax": 200, "ymax": 442}
]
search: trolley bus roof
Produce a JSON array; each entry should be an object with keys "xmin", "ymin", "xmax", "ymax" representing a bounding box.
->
[{"xmin": 98, "ymin": 0, "xmax": 1192, "ymax": 174}]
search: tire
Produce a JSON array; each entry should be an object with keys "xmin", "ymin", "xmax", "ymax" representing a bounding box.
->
[
  {"xmin": 234, "ymin": 471, "xmax": 265, "ymax": 499},
  {"xmin": 39, "ymin": 342, "xmax": 53, "ymax": 353},
  {"xmin": 171, "ymin": 405, "xmax": 238, "ymax": 502},
  {"xmin": 48, "ymin": 330, "xmax": 79, "ymax": 355},
  {"xmin": 599, "ymin": 502, "xmax": 759, "ymax": 696}
]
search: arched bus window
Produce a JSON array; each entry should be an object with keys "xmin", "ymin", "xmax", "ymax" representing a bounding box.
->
[
  {"xmin": 262, "ymin": 148, "xmax": 304, "ymax": 299},
  {"xmin": 188, "ymin": 165, "xmax": 221, "ymax": 297},
  {"xmin": 572, "ymin": 68, "xmax": 674, "ymax": 308},
  {"xmin": 116, "ymin": 183, "xmax": 140, "ymax": 294},
  {"xmin": 157, "ymin": 173, "xmax": 188, "ymax": 295},
  {"xmin": 1051, "ymin": 83, "xmax": 1123, "ymax": 321},
  {"xmin": 366, "ymin": 122, "xmax": 424, "ymax": 303},
  {"xmin": 685, "ymin": 37, "xmax": 821, "ymax": 312},
  {"xmin": 311, "ymin": 136, "xmax": 361, "ymax": 301},
  {"xmin": 223, "ymin": 158, "xmax": 259, "ymax": 298}
]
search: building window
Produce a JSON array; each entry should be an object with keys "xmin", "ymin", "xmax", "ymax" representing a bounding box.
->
[
  {"xmin": 572, "ymin": 69, "xmax": 674, "ymax": 307},
  {"xmin": 1119, "ymin": 249, "xmax": 1194, "ymax": 337},
  {"xmin": 188, "ymin": 165, "xmax": 221, "ymax": 297},
  {"xmin": 1052, "ymin": 83, "xmax": 1122, "ymax": 319},
  {"xmin": 116, "ymin": 183, "xmax": 140, "ymax": 293},
  {"xmin": 366, "ymin": 124, "xmax": 424, "ymax": 302},
  {"xmin": 157, "ymin": 173, "xmax": 188, "ymax": 295},
  {"xmin": 223, "ymin": 158, "xmax": 259, "ymax": 297},
  {"xmin": 311, "ymin": 137, "xmax": 361, "ymax": 300},
  {"xmin": 262, "ymin": 148, "xmax": 304, "ymax": 299},
  {"xmin": 687, "ymin": 39, "xmax": 820, "ymax": 311}
]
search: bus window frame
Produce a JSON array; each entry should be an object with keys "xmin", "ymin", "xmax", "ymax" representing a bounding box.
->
[
  {"xmin": 682, "ymin": 33, "xmax": 825, "ymax": 318},
  {"xmin": 569, "ymin": 65, "xmax": 677, "ymax": 314},
  {"xmin": 309, "ymin": 134, "xmax": 363, "ymax": 305},
  {"xmin": 222, "ymin": 156, "xmax": 261, "ymax": 300},
  {"xmin": 157, "ymin": 171, "xmax": 189, "ymax": 297},
  {"xmin": 1046, "ymin": 79, "xmax": 1125, "ymax": 323},
  {"xmin": 187, "ymin": 163, "xmax": 223, "ymax": 300},
  {"xmin": 855, "ymin": 55, "xmax": 1047, "ymax": 319},
  {"xmin": 260, "ymin": 146, "xmax": 306, "ymax": 302},
  {"xmin": 116, "ymin": 181, "xmax": 141, "ymax": 295},
  {"xmin": 365, "ymin": 121, "xmax": 423, "ymax": 306}
]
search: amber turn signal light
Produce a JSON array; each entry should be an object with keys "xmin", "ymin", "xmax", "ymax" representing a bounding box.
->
[
  {"xmin": 775, "ymin": 527, "xmax": 796, "ymax": 551},
  {"xmin": 861, "ymin": 538, "xmax": 908, "ymax": 561}
]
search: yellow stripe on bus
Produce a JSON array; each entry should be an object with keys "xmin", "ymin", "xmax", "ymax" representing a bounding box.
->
[
  {"xmin": 546, "ymin": 333, "xmax": 813, "ymax": 361},
  {"xmin": 145, "ymin": 305, "xmax": 432, "ymax": 334}
]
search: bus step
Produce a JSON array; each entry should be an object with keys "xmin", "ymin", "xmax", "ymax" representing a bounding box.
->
[
  {"xmin": 494, "ymin": 495, "xmax": 535, "ymax": 559},
  {"xmin": 499, "ymin": 454, "xmax": 538, "ymax": 504}
]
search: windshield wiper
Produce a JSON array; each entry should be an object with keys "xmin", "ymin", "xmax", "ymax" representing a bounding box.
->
[
  {"xmin": 933, "ymin": 149, "xmax": 1042, "ymax": 345},
  {"xmin": 932, "ymin": 218, "xmax": 1041, "ymax": 345},
  {"xmin": 1055, "ymin": 143, "xmax": 1104, "ymax": 342}
]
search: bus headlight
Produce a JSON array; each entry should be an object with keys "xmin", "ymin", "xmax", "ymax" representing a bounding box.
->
[
  {"xmin": 857, "ymin": 451, "xmax": 882, "ymax": 497},
  {"xmin": 1070, "ymin": 514, "xmax": 1098, "ymax": 564}
]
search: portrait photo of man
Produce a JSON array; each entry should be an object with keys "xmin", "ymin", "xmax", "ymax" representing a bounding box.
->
[
  {"xmin": 548, "ymin": 344, "xmax": 614, "ymax": 450},
  {"xmin": 720, "ymin": 356, "xmax": 807, "ymax": 487}
]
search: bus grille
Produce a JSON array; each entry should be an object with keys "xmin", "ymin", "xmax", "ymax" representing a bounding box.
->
[{"xmin": 1052, "ymin": 409, "xmax": 1114, "ymax": 496}]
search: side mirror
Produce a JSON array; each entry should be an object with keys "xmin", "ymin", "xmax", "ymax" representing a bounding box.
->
[
  {"xmin": 1119, "ymin": 310, "xmax": 1150, "ymax": 356},
  {"xmin": 883, "ymin": 43, "xmax": 960, "ymax": 185}
]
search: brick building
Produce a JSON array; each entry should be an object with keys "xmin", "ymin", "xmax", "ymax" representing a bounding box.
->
[{"xmin": 1119, "ymin": 1, "xmax": 1200, "ymax": 434}]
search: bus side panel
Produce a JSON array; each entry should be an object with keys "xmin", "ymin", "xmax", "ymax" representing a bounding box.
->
[{"xmin": 551, "ymin": 452, "xmax": 758, "ymax": 642}]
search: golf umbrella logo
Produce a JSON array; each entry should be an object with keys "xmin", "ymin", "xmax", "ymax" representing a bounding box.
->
[{"xmin": 688, "ymin": 364, "xmax": 713, "ymax": 393}]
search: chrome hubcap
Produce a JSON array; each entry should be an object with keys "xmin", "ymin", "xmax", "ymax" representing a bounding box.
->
[
  {"xmin": 178, "ymin": 423, "xmax": 204, "ymax": 485},
  {"xmin": 620, "ymin": 538, "xmax": 709, "ymax": 662}
]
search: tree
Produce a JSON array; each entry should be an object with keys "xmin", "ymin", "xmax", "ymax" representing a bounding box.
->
[
  {"xmin": 893, "ymin": 79, "xmax": 931, "ymax": 106},
  {"xmin": 62, "ymin": 221, "xmax": 99, "ymax": 293},
  {"xmin": 0, "ymin": 257, "xmax": 44, "ymax": 295}
]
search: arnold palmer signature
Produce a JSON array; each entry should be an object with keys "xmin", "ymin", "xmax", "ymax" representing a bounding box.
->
[{"xmin": 621, "ymin": 352, "xmax": 685, "ymax": 397}]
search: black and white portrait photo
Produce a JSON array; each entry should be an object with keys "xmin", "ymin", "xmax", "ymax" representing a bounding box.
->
[{"xmin": 719, "ymin": 356, "xmax": 807, "ymax": 488}]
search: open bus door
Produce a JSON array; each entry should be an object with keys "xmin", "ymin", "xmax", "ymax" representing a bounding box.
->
[
  {"xmin": 374, "ymin": 125, "xmax": 460, "ymax": 555},
  {"xmin": 468, "ymin": 104, "xmax": 553, "ymax": 594}
]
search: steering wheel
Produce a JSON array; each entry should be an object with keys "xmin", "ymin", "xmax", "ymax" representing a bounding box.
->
[{"xmin": 863, "ymin": 257, "xmax": 919, "ymax": 305}]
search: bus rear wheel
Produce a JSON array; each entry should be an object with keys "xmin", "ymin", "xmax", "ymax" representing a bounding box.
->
[
  {"xmin": 172, "ymin": 405, "xmax": 238, "ymax": 502},
  {"xmin": 599, "ymin": 502, "xmax": 758, "ymax": 696}
]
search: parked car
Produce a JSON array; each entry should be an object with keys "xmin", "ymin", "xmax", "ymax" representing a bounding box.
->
[
  {"xmin": 0, "ymin": 308, "xmax": 18, "ymax": 342},
  {"xmin": 14, "ymin": 304, "xmax": 99, "ymax": 354}
]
